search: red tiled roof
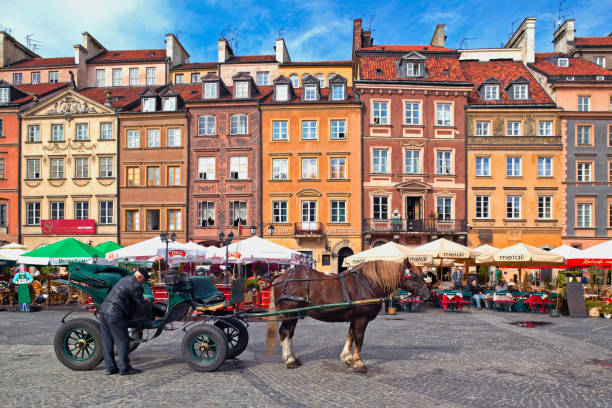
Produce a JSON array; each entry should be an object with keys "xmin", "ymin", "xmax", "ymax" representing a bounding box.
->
[
  {"xmin": 460, "ymin": 60, "xmax": 553, "ymax": 105},
  {"xmin": 530, "ymin": 53, "xmax": 611, "ymax": 76},
  {"xmin": 4, "ymin": 57, "xmax": 75, "ymax": 68},
  {"xmin": 280, "ymin": 60, "xmax": 352, "ymax": 66},
  {"xmin": 79, "ymin": 86, "xmax": 150, "ymax": 108},
  {"xmin": 574, "ymin": 37, "xmax": 612, "ymax": 46},
  {"xmin": 359, "ymin": 55, "xmax": 467, "ymax": 82},
  {"xmin": 360, "ymin": 45, "xmax": 455, "ymax": 52},
  {"xmin": 171, "ymin": 62, "xmax": 217, "ymax": 70},
  {"xmin": 88, "ymin": 49, "xmax": 166, "ymax": 63},
  {"xmin": 261, "ymin": 87, "xmax": 357, "ymax": 104},
  {"xmin": 11, "ymin": 82, "xmax": 70, "ymax": 104},
  {"xmin": 225, "ymin": 55, "xmax": 276, "ymax": 63}
]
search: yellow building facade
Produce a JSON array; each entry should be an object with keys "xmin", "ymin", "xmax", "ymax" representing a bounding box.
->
[{"xmin": 278, "ymin": 61, "xmax": 353, "ymax": 88}]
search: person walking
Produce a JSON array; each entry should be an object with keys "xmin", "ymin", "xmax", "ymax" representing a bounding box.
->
[{"xmin": 12, "ymin": 265, "xmax": 33, "ymax": 312}]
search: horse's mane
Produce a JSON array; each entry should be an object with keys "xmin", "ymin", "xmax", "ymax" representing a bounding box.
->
[{"xmin": 356, "ymin": 260, "xmax": 404, "ymax": 294}]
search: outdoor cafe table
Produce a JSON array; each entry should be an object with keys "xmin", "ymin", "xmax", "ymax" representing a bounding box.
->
[
  {"xmin": 525, "ymin": 293, "xmax": 556, "ymax": 313},
  {"xmin": 437, "ymin": 290, "xmax": 470, "ymax": 312}
]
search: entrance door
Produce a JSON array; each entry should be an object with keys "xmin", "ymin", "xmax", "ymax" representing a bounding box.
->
[
  {"xmin": 337, "ymin": 247, "xmax": 354, "ymax": 274},
  {"xmin": 301, "ymin": 201, "xmax": 317, "ymax": 230},
  {"xmin": 405, "ymin": 197, "xmax": 421, "ymax": 220}
]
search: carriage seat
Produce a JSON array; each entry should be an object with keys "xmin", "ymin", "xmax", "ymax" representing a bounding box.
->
[{"xmin": 189, "ymin": 276, "xmax": 226, "ymax": 305}]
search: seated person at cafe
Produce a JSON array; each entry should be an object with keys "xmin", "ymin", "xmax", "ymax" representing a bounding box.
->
[
  {"xmin": 495, "ymin": 279, "xmax": 508, "ymax": 292},
  {"xmin": 468, "ymin": 278, "xmax": 485, "ymax": 309}
]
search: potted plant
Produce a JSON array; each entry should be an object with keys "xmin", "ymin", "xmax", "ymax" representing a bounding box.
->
[
  {"xmin": 585, "ymin": 299, "xmax": 603, "ymax": 318},
  {"xmin": 601, "ymin": 302, "xmax": 612, "ymax": 319}
]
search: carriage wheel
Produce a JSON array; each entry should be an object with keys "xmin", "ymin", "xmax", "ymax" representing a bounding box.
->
[
  {"xmin": 181, "ymin": 324, "xmax": 228, "ymax": 372},
  {"xmin": 128, "ymin": 329, "xmax": 143, "ymax": 353},
  {"xmin": 53, "ymin": 318, "xmax": 103, "ymax": 371},
  {"xmin": 214, "ymin": 318, "xmax": 249, "ymax": 359}
]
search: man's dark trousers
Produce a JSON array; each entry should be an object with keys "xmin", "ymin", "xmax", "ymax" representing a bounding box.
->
[{"xmin": 99, "ymin": 312, "xmax": 130, "ymax": 372}]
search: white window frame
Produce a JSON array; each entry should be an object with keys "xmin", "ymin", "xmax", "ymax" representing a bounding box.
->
[
  {"xmin": 372, "ymin": 101, "xmax": 389, "ymax": 125},
  {"xmin": 475, "ymin": 121, "xmax": 490, "ymax": 136},
  {"xmin": 50, "ymin": 201, "xmax": 64, "ymax": 220},
  {"xmin": 272, "ymin": 158, "xmax": 289, "ymax": 180},
  {"xmin": 229, "ymin": 201, "xmax": 248, "ymax": 226},
  {"xmin": 577, "ymin": 162, "xmax": 592, "ymax": 182},
  {"xmin": 230, "ymin": 114, "xmax": 248, "ymax": 135},
  {"xmin": 99, "ymin": 157, "xmax": 113, "ymax": 178},
  {"xmin": 484, "ymin": 84, "xmax": 499, "ymax": 100},
  {"xmin": 167, "ymin": 128, "xmax": 181, "ymax": 147},
  {"xmin": 576, "ymin": 125, "xmax": 591, "ymax": 145},
  {"xmin": 75, "ymin": 157, "xmax": 89, "ymax": 178},
  {"xmin": 475, "ymin": 195, "xmax": 490, "ymax": 219},
  {"xmin": 557, "ymin": 58, "xmax": 569, "ymax": 67},
  {"xmin": 577, "ymin": 203, "xmax": 592, "ymax": 227},
  {"xmin": 129, "ymin": 68, "xmax": 139, "ymax": 86},
  {"xmin": 436, "ymin": 151, "xmax": 452, "ymax": 175},
  {"xmin": 191, "ymin": 72, "xmax": 201, "ymax": 83},
  {"xmin": 235, "ymin": 81, "xmax": 249, "ymax": 98},
  {"xmin": 75, "ymin": 201, "xmax": 89, "ymax": 220},
  {"xmin": 404, "ymin": 150, "xmax": 420, "ymax": 174},
  {"xmin": 372, "ymin": 196, "xmax": 388, "ymax": 220},
  {"xmin": 204, "ymin": 82, "xmax": 217, "ymax": 99},
  {"xmin": 99, "ymin": 201, "xmax": 114, "ymax": 225},
  {"xmin": 256, "ymin": 71, "xmax": 270, "ymax": 86},
  {"xmin": 127, "ymin": 129, "xmax": 139, "ymax": 148},
  {"xmin": 272, "ymin": 120, "xmax": 288, "ymax": 140},
  {"xmin": 100, "ymin": 123, "xmax": 113, "ymax": 140},
  {"xmin": 513, "ymin": 84, "xmax": 528, "ymax": 100},
  {"xmin": 96, "ymin": 69, "xmax": 105, "ymax": 87},
  {"xmin": 50, "ymin": 158, "xmax": 64, "ymax": 179},
  {"xmin": 404, "ymin": 102, "xmax": 420, "ymax": 125},
  {"xmin": 174, "ymin": 74, "xmax": 184, "ymax": 84},
  {"xmin": 13, "ymin": 73, "xmax": 22, "ymax": 85},
  {"xmin": 198, "ymin": 115, "xmax": 216, "ymax": 136},
  {"xmin": 507, "ymin": 121, "xmax": 521, "ymax": 136},
  {"xmin": 475, "ymin": 156, "xmax": 490, "ymax": 177},
  {"xmin": 48, "ymin": 71, "xmax": 59, "ymax": 83},
  {"xmin": 275, "ymin": 84, "xmax": 289, "ymax": 101},
  {"xmin": 316, "ymin": 74, "xmax": 325, "ymax": 88},
  {"xmin": 330, "ymin": 200, "xmax": 347, "ymax": 223},
  {"xmin": 52, "ymin": 124, "xmax": 64, "ymax": 141},
  {"xmin": 31, "ymin": 72, "xmax": 40, "ymax": 84},
  {"xmin": 198, "ymin": 157, "xmax": 216, "ymax": 180},
  {"xmin": 506, "ymin": 196, "xmax": 521, "ymax": 219},
  {"xmin": 593, "ymin": 56, "xmax": 606, "ymax": 68},
  {"xmin": 538, "ymin": 157, "xmax": 553, "ymax": 177},
  {"xmin": 0, "ymin": 88, "xmax": 9, "ymax": 103},
  {"xmin": 304, "ymin": 84, "xmax": 317, "ymax": 101},
  {"xmin": 330, "ymin": 120, "xmax": 346, "ymax": 140},
  {"xmin": 372, "ymin": 149, "xmax": 389, "ymax": 173},
  {"xmin": 436, "ymin": 103, "xmax": 451, "ymax": 126},
  {"xmin": 163, "ymin": 97, "xmax": 176, "ymax": 111},
  {"xmin": 290, "ymin": 75, "xmax": 299, "ymax": 88},
  {"xmin": 272, "ymin": 201, "xmax": 288, "ymax": 223},
  {"xmin": 112, "ymin": 68, "xmax": 122, "ymax": 86},
  {"xmin": 147, "ymin": 129, "xmax": 160, "ymax": 148},
  {"xmin": 436, "ymin": 197, "xmax": 452, "ymax": 220},
  {"xmin": 301, "ymin": 158, "xmax": 318, "ymax": 179},
  {"xmin": 578, "ymin": 96, "xmax": 590, "ymax": 112},
  {"xmin": 27, "ymin": 159, "xmax": 41, "ymax": 179},
  {"xmin": 26, "ymin": 202, "xmax": 40, "ymax": 225},
  {"xmin": 331, "ymin": 84, "xmax": 344, "ymax": 100},
  {"xmin": 506, "ymin": 156, "xmax": 521, "ymax": 177},
  {"xmin": 229, "ymin": 156, "xmax": 248, "ymax": 180},
  {"xmin": 197, "ymin": 201, "xmax": 215, "ymax": 227},
  {"xmin": 301, "ymin": 120, "xmax": 317, "ymax": 140},
  {"xmin": 538, "ymin": 121, "xmax": 552, "ymax": 136},
  {"xmin": 146, "ymin": 67, "xmax": 156, "ymax": 85},
  {"xmin": 537, "ymin": 196, "xmax": 552, "ymax": 220},
  {"xmin": 330, "ymin": 157, "xmax": 347, "ymax": 179}
]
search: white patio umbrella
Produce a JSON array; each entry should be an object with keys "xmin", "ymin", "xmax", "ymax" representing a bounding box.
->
[
  {"xmin": 213, "ymin": 236, "xmax": 301, "ymax": 265},
  {"xmin": 342, "ymin": 242, "xmax": 428, "ymax": 268},
  {"xmin": 106, "ymin": 237, "xmax": 186, "ymax": 263},
  {"xmin": 412, "ymin": 238, "xmax": 478, "ymax": 265},
  {"xmin": 0, "ymin": 243, "xmax": 28, "ymax": 250}
]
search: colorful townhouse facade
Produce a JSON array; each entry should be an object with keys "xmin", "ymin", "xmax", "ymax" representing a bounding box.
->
[
  {"xmin": 353, "ymin": 19, "xmax": 472, "ymax": 249},
  {"xmin": 260, "ymin": 73, "xmax": 362, "ymax": 273},
  {"xmin": 552, "ymin": 19, "xmax": 612, "ymax": 70},
  {"xmin": 277, "ymin": 60, "xmax": 353, "ymax": 88}
]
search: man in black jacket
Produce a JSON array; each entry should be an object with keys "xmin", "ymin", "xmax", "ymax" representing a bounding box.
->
[
  {"xmin": 99, "ymin": 268, "xmax": 151, "ymax": 375},
  {"xmin": 468, "ymin": 277, "xmax": 485, "ymax": 309}
]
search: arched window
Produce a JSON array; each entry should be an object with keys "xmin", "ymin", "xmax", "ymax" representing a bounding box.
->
[
  {"xmin": 316, "ymin": 73, "xmax": 325, "ymax": 88},
  {"xmin": 290, "ymin": 74, "xmax": 299, "ymax": 88}
]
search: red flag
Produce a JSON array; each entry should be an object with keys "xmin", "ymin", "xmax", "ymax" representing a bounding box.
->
[{"xmin": 238, "ymin": 223, "xmax": 242, "ymax": 236}]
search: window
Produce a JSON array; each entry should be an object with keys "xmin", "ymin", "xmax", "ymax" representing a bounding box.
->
[
  {"xmin": 436, "ymin": 151, "xmax": 452, "ymax": 175},
  {"xmin": 275, "ymin": 84, "xmax": 289, "ymax": 101},
  {"xmin": 316, "ymin": 74, "xmax": 325, "ymax": 88},
  {"xmin": 175, "ymin": 74, "xmax": 184, "ymax": 84},
  {"xmin": 204, "ymin": 82, "xmax": 217, "ymax": 99},
  {"xmin": 557, "ymin": 58, "xmax": 569, "ymax": 67},
  {"xmin": 513, "ymin": 84, "xmax": 528, "ymax": 100},
  {"xmin": 475, "ymin": 121, "xmax": 490, "ymax": 136},
  {"xmin": 272, "ymin": 120, "xmax": 288, "ymax": 140},
  {"xmin": 229, "ymin": 156, "xmax": 248, "ymax": 180},
  {"xmin": 304, "ymin": 84, "xmax": 317, "ymax": 101},
  {"xmin": 373, "ymin": 196, "xmax": 388, "ymax": 220},
  {"xmin": 404, "ymin": 102, "xmax": 420, "ymax": 125},
  {"xmin": 168, "ymin": 166, "xmax": 180, "ymax": 186},
  {"xmin": 197, "ymin": 157, "xmax": 215, "ymax": 180},
  {"xmin": 147, "ymin": 166, "xmax": 160, "ymax": 186},
  {"xmin": 301, "ymin": 158, "xmax": 318, "ymax": 179},
  {"xmin": 301, "ymin": 201, "xmax": 317, "ymax": 227},
  {"xmin": 129, "ymin": 68, "xmax": 139, "ymax": 85},
  {"xmin": 235, "ymin": 82, "xmax": 249, "ymax": 98},
  {"xmin": 475, "ymin": 156, "xmax": 490, "ymax": 177},
  {"xmin": 198, "ymin": 115, "xmax": 216, "ymax": 135},
  {"xmin": 167, "ymin": 128, "xmax": 181, "ymax": 147},
  {"xmin": 609, "ymin": 125, "xmax": 612, "ymax": 145},
  {"xmin": 290, "ymin": 75, "xmax": 299, "ymax": 88},
  {"xmin": 578, "ymin": 96, "xmax": 590, "ymax": 112},
  {"xmin": 230, "ymin": 114, "xmax": 248, "ymax": 135},
  {"xmin": 142, "ymin": 97, "xmax": 156, "ymax": 112},
  {"xmin": 50, "ymin": 202, "xmax": 64, "ymax": 220},
  {"xmin": 147, "ymin": 129, "xmax": 160, "ymax": 147},
  {"xmin": 0, "ymin": 119, "xmax": 2, "ymax": 137},
  {"xmin": 168, "ymin": 209, "xmax": 182, "ymax": 231},
  {"xmin": 301, "ymin": 121, "xmax": 317, "ymax": 139},
  {"xmin": 197, "ymin": 201, "xmax": 215, "ymax": 226},
  {"xmin": 507, "ymin": 121, "xmax": 521, "ymax": 136},
  {"xmin": 593, "ymin": 56, "xmax": 605, "ymax": 68},
  {"xmin": 13, "ymin": 73, "xmax": 22, "ymax": 85},
  {"xmin": 99, "ymin": 157, "xmax": 113, "ymax": 177},
  {"xmin": 577, "ymin": 162, "xmax": 592, "ymax": 182},
  {"xmin": 126, "ymin": 166, "xmax": 140, "ymax": 186},
  {"xmin": 577, "ymin": 203, "xmax": 592, "ymax": 227},
  {"xmin": 537, "ymin": 196, "xmax": 552, "ymax": 220},
  {"xmin": 405, "ymin": 150, "xmax": 420, "ymax": 174},
  {"xmin": 576, "ymin": 125, "xmax": 591, "ymax": 145},
  {"xmin": 191, "ymin": 72, "xmax": 200, "ymax": 83},
  {"xmin": 272, "ymin": 201, "xmax": 288, "ymax": 223},
  {"xmin": 112, "ymin": 68, "xmax": 122, "ymax": 86},
  {"xmin": 373, "ymin": 101, "xmax": 388, "ymax": 124},
  {"xmin": 272, "ymin": 158, "xmax": 288, "ymax": 180},
  {"xmin": 31, "ymin": 72, "xmax": 40, "ymax": 84},
  {"xmin": 75, "ymin": 157, "xmax": 89, "ymax": 178},
  {"xmin": 126, "ymin": 210, "xmax": 140, "ymax": 231},
  {"xmin": 484, "ymin": 84, "xmax": 499, "ymax": 100},
  {"xmin": 50, "ymin": 158, "xmax": 64, "ymax": 179},
  {"xmin": 436, "ymin": 197, "xmax": 451, "ymax": 220},
  {"xmin": 538, "ymin": 157, "xmax": 553, "ymax": 177},
  {"xmin": 96, "ymin": 122, "xmax": 112, "ymax": 140},
  {"xmin": 539, "ymin": 121, "xmax": 552, "ymax": 136},
  {"xmin": 146, "ymin": 209, "xmax": 160, "ymax": 231},
  {"xmin": 372, "ymin": 149, "xmax": 389, "ymax": 173},
  {"xmin": 0, "ymin": 88, "xmax": 8, "ymax": 103},
  {"xmin": 406, "ymin": 62, "xmax": 420, "ymax": 77},
  {"xmin": 51, "ymin": 124, "xmax": 64, "ymax": 142},
  {"xmin": 96, "ymin": 69, "xmax": 105, "ymax": 87},
  {"xmin": 146, "ymin": 67, "xmax": 156, "ymax": 85},
  {"xmin": 26, "ymin": 202, "xmax": 40, "ymax": 225},
  {"xmin": 330, "ymin": 201, "xmax": 347, "ymax": 223},
  {"xmin": 0, "ymin": 203, "xmax": 6, "ymax": 226},
  {"xmin": 506, "ymin": 157, "xmax": 521, "ymax": 177},
  {"xmin": 229, "ymin": 201, "xmax": 247, "ymax": 226},
  {"xmin": 330, "ymin": 120, "xmax": 346, "ymax": 140},
  {"xmin": 475, "ymin": 195, "xmax": 490, "ymax": 219},
  {"xmin": 99, "ymin": 201, "xmax": 113, "ymax": 224},
  {"xmin": 75, "ymin": 123, "xmax": 89, "ymax": 141},
  {"xmin": 49, "ymin": 71, "xmax": 59, "ymax": 83},
  {"xmin": 27, "ymin": 159, "xmax": 40, "ymax": 179},
  {"xmin": 256, "ymin": 71, "xmax": 269, "ymax": 85},
  {"xmin": 0, "ymin": 158, "xmax": 4, "ymax": 178},
  {"xmin": 75, "ymin": 201, "xmax": 89, "ymax": 220},
  {"xmin": 506, "ymin": 196, "xmax": 521, "ymax": 219},
  {"xmin": 331, "ymin": 84, "xmax": 344, "ymax": 100},
  {"xmin": 436, "ymin": 103, "xmax": 451, "ymax": 126},
  {"xmin": 163, "ymin": 97, "xmax": 176, "ymax": 111},
  {"xmin": 330, "ymin": 157, "xmax": 347, "ymax": 179},
  {"xmin": 127, "ymin": 129, "xmax": 139, "ymax": 148},
  {"xmin": 28, "ymin": 125, "xmax": 40, "ymax": 142}
]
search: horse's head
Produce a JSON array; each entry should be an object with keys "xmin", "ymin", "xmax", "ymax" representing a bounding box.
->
[{"xmin": 401, "ymin": 260, "xmax": 430, "ymax": 301}]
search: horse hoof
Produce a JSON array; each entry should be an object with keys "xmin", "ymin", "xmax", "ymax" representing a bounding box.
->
[
  {"xmin": 286, "ymin": 360, "xmax": 300, "ymax": 369},
  {"xmin": 352, "ymin": 362, "xmax": 367, "ymax": 373},
  {"xmin": 294, "ymin": 358, "xmax": 302, "ymax": 367},
  {"xmin": 343, "ymin": 358, "xmax": 353, "ymax": 366}
]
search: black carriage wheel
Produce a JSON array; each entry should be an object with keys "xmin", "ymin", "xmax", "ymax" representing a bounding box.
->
[
  {"xmin": 181, "ymin": 324, "xmax": 228, "ymax": 372},
  {"xmin": 214, "ymin": 318, "xmax": 249, "ymax": 359},
  {"xmin": 128, "ymin": 329, "xmax": 143, "ymax": 353},
  {"xmin": 54, "ymin": 318, "xmax": 103, "ymax": 371}
]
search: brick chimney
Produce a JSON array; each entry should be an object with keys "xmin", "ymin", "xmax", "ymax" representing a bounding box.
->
[
  {"xmin": 430, "ymin": 24, "xmax": 446, "ymax": 48},
  {"xmin": 352, "ymin": 18, "xmax": 373, "ymax": 58},
  {"xmin": 553, "ymin": 19, "xmax": 575, "ymax": 54},
  {"xmin": 218, "ymin": 38, "xmax": 234, "ymax": 63}
]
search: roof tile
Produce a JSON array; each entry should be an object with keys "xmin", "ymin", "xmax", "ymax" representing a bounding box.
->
[
  {"xmin": 226, "ymin": 55, "xmax": 276, "ymax": 63},
  {"xmin": 88, "ymin": 49, "xmax": 166, "ymax": 63},
  {"xmin": 530, "ymin": 53, "xmax": 611, "ymax": 77},
  {"xmin": 360, "ymin": 45, "xmax": 455, "ymax": 52},
  {"xmin": 359, "ymin": 55, "xmax": 466, "ymax": 82},
  {"xmin": 262, "ymin": 87, "xmax": 357, "ymax": 104},
  {"xmin": 4, "ymin": 57, "xmax": 75, "ymax": 68},
  {"xmin": 574, "ymin": 37, "xmax": 612, "ymax": 46}
]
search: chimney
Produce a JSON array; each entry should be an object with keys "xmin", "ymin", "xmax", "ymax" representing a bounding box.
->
[
  {"xmin": 0, "ymin": 31, "xmax": 39, "ymax": 68},
  {"xmin": 81, "ymin": 31, "xmax": 105, "ymax": 59},
  {"xmin": 553, "ymin": 19, "xmax": 575, "ymax": 54},
  {"xmin": 505, "ymin": 17, "xmax": 536, "ymax": 63},
  {"xmin": 218, "ymin": 38, "xmax": 234, "ymax": 63},
  {"xmin": 105, "ymin": 89, "xmax": 112, "ymax": 107},
  {"xmin": 430, "ymin": 24, "xmax": 446, "ymax": 48},
  {"xmin": 275, "ymin": 38, "xmax": 290, "ymax": 64},
  {"xmin": 165, "ymin": 33, "xmax": 190, "ymax": 67},
  {"xmin": 352, "ymin": 18, "xmax": 363, "ymax": 58}
]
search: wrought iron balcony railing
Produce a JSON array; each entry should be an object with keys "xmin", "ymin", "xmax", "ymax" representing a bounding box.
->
[{"xmin": 363, "ymin": 218, "xmax": 467, "ymax": 234}]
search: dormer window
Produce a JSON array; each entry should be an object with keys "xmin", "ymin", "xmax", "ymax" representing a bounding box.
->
[
  {"xmin": 484, "ymin": 85, "xmax": 499, "ymax": 100},
  {"xmin": 557, "ymin": 58, "xmax": 569, "ymax": 67},
  {"xmin": 163, "ymin": 97, "xmax": 176, "ymax": 111},
  {"xmin": 513, "ymin": 84, "xmax": 528, "ymax": 100},
  {"xmin": 204, "ymin": 82, "xmax": 217, "ymax": 99},
  {"xmin": 0, "ymin": 88, "xmax": 9, "ymax": 103},
  {"xmin": 142, "ymin": 97, "xmax": 156, "ymax": 112},
  {"xmin": 275, "ymin": 84, "xmax": 289, "ymax": 101},
  {"xmin": 331, "ymin": 84, "xmax": 345, "ymax": 100},
  {"xmin": 406, "ymin": 63, "xmax": 420, "ymax": 77},
  {"xmin": 235, "ymin": 82, "xmax": 249, "ymax": 98},
  {"xmin": 304, "ymin": 84, "xmax": 317, "ymax": 101}
]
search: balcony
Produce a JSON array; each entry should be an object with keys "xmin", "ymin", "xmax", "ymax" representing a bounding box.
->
[
  {"xmin": 294, "ymin": 222, "xmax": 325, "ymax": 237},
  {"xmin": 363, "ymin": 219, "xmax": 467, "ymax": 234}
]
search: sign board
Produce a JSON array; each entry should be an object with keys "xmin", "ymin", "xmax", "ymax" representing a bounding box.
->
[
  {"xmin": 41, "ymin": 219, "xmax": 95, "ymax": 235},
  {"xmin": 566, "ymin": 282, "xmax": 587, "ymax": 318}
]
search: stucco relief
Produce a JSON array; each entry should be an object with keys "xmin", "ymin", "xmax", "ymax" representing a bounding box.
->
[
  {"xmin": 72, "ymin": 179, "xmax": 91, "ymax": 187},
  {"xmin": 96, "ymin": 178, "xmax": 115, "ymax": 187},
  {"xmin": 45, "ymin": 94, "xmax": 99, "ymax": 120},
  {"xmin": 493, "ymin": 116, "xmax": 504, "ymax": 136},
  {"xmin": 525, "ymin": 115, "xmax": 536, "ymax": 136},
  {"xmin": 48, "ymin": 179, "xmax": 66, "ymax": 188}
]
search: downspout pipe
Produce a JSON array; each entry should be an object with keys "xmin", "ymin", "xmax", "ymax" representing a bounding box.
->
[
  {"xmin": 116, "ymin": 111, "xmax": 121, "ymax": 245},
  {"xmin": 185, "ymin": 109, "xmax": 190, "ymax": 242},
  {"xmin": 17, "ymin": 114, "xmax": 22, "ymax": 244},
  {"xmin": 257, "ymin": 98, "xmax": 263, "ymax": 238}
]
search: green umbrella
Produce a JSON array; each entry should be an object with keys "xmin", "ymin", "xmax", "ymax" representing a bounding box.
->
[
  {"xmin": 95, "ymin": 241, "xmax": 124, "ymax": 255},
  {"xmin": 17, "ymin": 238, "xmax": 104, "ymax": 266}
]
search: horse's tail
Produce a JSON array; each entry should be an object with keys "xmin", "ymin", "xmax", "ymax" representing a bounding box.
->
[{"xmin": 265, "ymin": 289, "xmax": 278, "ymax": 356}]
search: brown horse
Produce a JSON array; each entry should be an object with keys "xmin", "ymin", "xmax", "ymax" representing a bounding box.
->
[{"xmin": 265, "ymin": 259, "xmax": 429, "ymax": 372}]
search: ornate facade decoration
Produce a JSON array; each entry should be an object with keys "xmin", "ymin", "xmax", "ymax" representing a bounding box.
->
[{"xmin": 45, "ymin": 94, "xmax": 99, "ymax": 121}]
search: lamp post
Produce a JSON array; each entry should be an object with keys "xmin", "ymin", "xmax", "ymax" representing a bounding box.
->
[
  {"xmin": 250, "ymin": 225, "xmax": 257, "ymax": 236},
  {"xmin": 160, "ymin": 231, "xmax": 176, "ymax": 283},
  {"xmin": 218, "ymin": 231, "xmax": 234, "ymax": 284},
  {"xmin": 267, "ymin": 224, "xmax": 275, "ymax": 236}
]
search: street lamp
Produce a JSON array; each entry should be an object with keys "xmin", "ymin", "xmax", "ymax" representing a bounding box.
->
[
  {"xmin": 160, "ymin": 231, "xmax": 176, "ymax": 283},
  {"xmin": 268, "ymin": 224, "xmax": 275, "ymax": 236},
  {"xmin": 250, "ymin": 225, "xmax": 257, "ymax": 236},
  {"xmin": 218, "ymin": 231, "xmax": 234, "ymax": 284}
]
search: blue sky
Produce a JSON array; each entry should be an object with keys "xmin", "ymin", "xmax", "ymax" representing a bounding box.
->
[{"xmin": 1, "ymin": 0, "xmax": 610, "ymax": 62}]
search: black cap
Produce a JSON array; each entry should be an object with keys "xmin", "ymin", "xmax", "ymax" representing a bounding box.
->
[{"xmin": 137, "ymin": 267, "xmax": 150, "ymax": 281}]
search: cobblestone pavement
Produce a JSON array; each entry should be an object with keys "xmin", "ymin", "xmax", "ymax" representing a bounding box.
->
[{"xmin": 1, "ymin": 307, "xmax": 611, "ymax": 407}]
